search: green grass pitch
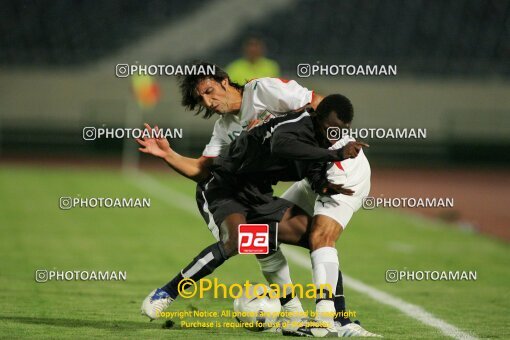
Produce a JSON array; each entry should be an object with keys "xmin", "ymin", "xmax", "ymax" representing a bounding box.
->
[{"xmin": 0, "ymin": 165, "xmax": 508, "ymax": 339}]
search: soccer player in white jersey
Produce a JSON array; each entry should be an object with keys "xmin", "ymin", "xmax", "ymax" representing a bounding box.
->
[
  {"xmin": 279, "ymin": 95, "xmax": 376, "ymax": 337},
  {"xmin": 136, "ymin": 62, "xmax": 378, "ymax": 336}
]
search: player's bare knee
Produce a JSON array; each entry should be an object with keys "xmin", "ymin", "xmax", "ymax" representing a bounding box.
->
[
  {"xmin": 218, "ymin": 213, "xmax": 244, "ymax": 256},
  {"xmin": 309, "ymin": 215, "xmax": 343, "ymax": 250},
  {"xmin": 220, "ymin": 231, "xmax": 238, "ymax": 257},
  {"xmin": 310, "ymin": 230, "xmax": 336, "ymax": 249},
  {"xmin": 221, "ymin": 238, "xmax": 238, "ymax": 257}
]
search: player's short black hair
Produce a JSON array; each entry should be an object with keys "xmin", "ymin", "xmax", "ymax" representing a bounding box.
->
[
  {"xmin": 178, "ymin": 61, "xmax": 243, "ymax": 119},
  {"xmin": 315, "ymin": 94, "xmax": 354, "ymax": 123}
]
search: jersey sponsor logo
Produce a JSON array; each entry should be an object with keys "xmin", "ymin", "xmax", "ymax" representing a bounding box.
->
[
  {"xmin": 257, "ymin": 110, "xmax": 274, "ymax": 122},
  {"xmin": 238, "ymin": 224, "xmax": 269, "ymax": 254}
]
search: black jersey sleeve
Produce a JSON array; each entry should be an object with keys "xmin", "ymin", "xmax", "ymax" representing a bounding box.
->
[
  {"xmin": 270, "ymin": 116, "xmax": 344, "ymax": 162},
  {"xmin": 305, "ymin": 161, "xmax": 329, "ymax": 194}
]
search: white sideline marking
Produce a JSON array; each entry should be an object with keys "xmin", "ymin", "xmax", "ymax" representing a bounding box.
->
[
  {"xmin": 126, "ymin": 170, "xmax": 199, "ymax": 214},
  {"xmin": 281, "ymin": 246, "xmax": 477, "ymax": 340},
  {"xmin": 387, "ymin": 241, "xmax": 415, "ymax": 254},
  {"xmin": 127, "ymin": 171, "xmax": 478, "ymax": 340}
]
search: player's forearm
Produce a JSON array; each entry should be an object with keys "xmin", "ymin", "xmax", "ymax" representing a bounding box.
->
[
  {"xmin": 306, "ymin": 162, "xmax": 328, "ymax": 193},
  {"xmin": 162, "ymin": 152, "xmax": 211, "ymax": 183}
]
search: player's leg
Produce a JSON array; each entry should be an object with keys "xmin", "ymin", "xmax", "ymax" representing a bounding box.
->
[
  {"xmin": 256, "ymin": 248, "xmax": 306, "ymax": 323},
  {"xmin": 263, "ymin": 204, "xmax": 329, "ymax": 332},
  {"xmin": 166, "ymin": 211, "xmax": 244, "ymax": 296},
  {"xmin": 141, "ymin": 174, "xmax": 247, "ymax": 320},
  {"xmin": 140, "ymin": 211, "xmax": 245, "ymax": 320},
  {"xmin": 163, "ymin": 211, "xmax": 244, "ymax": 293},
  {"xmin": 280, "ymin": 180, "xmax": 354, "ymax": 327},
  {"xmin": 272, "ymin": 201, "xmax": 359, "ymax": 336},
  {"xmin": 298, "ymin": 197, "xmax": 379, "ymax": 337},
  {"xmin": 276, "ymin": 204, "xmax": 311, "ymax": 248},
  {"xmin": 277, "ymin": 207, "xmax": 350, "ymax": 321},
  {"xmin": 309, "ymin": 214, "xmax": 344, "ymax": 329},
  {"xmin": 283, "ymin": 207, "xmax": 350, "ymax": 337},
  {"xmin": 198, "ymin": 176, "xmax": 307, "ymax": 317}
]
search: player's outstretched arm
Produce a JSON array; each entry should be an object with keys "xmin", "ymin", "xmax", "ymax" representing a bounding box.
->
[
  {"xmin": 272, "ymin": 131, "xmax": 368, "ymax": 162},
  {"xmin": 135, "ymin": 123, "xmax": 213, "ymax": 183}
]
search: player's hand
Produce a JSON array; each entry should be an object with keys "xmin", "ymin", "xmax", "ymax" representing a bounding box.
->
[
  {"xmin": 135, "ymin": 123, "xmax": 172, "ymax": 159},
  {"xmin": 321, "ymin": 182, "xmax": 355, "ymax": 196},
  {"xmin": 341, "ymin": 141, "xmax": 369, "ymax": 159}
]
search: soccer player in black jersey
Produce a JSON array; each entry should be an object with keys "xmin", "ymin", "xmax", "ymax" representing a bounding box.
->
[{"xmin": 141, "ymin": 94, "xmax": 377, "ymax": 337}]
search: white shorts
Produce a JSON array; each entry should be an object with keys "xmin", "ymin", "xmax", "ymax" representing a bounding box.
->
[
  {"xmin": 281, "ymin": 178, "xmax": 317, "ymax": 217},
  {"xmin": 281, "ymin": 155, "xmax": 371, "ymax": 230},
  {"xmin": 313, "ymin": 194, "xmax": 355, "ymax": 229},
  {"xmin": 281, "ymin": 179, "xmax": 367, "ymax": 229}
]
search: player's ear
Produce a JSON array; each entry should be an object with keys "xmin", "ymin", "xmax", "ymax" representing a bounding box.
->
[{"xmin": 221, "ymin": 77, "xmax": 229, "ymax": 89}]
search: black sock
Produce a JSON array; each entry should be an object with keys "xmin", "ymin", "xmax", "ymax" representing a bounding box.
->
[
  {"xmin": 161, "ymin": 242, "xmax": 228, "ymax": 299},
  {"xmin": 280, "ymin": 294, "xmax": 294, "ymax": 307},
  {"xmin": 334, "ymin": 269, "xmax": 352, "ymax": 325},
  {"xmin": 315, "ymin": 288, "xmax": 334, "ymax": 304}
]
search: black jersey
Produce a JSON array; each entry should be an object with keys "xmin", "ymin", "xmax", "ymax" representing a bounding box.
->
[{"xmin": 212, "ymin": 111, "xmax": 343, "ymax": 184}]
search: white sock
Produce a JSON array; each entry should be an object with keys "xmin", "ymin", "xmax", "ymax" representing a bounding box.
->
[
  {"xmin": 281, "ymin": 296, "xmax": 304, "ymax": 315},
  {"xmin": 311, "ymin": 247, "xmax": 339, "ymax": 327},
  {"xmin": 258, "ymin": 248, "xmax": 304, "ymax": 314}
]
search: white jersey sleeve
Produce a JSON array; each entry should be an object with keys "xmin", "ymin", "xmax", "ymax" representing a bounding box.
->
[
  {"xmin": 202, "ymin": 115, "xmax": 243, "ymax": 157},
  {"xmin": 202, "ymin": 119, "xmax": 229, "ymax": 157},
  {"xmin": 240, "ymin": 78, "xmax": 313, "ymax": 123}
]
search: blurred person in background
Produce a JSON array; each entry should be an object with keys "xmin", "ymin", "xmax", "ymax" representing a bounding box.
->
[{"xmin": 226, "ymin": 35, "xmax": 280, "ymax": 85}]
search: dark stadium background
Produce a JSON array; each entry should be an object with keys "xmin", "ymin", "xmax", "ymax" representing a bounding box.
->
[
  {"xmin": 1, "ymin": 0, "xmax": 509, "ymax": 239},
  {"xmin": 1, "ymin": 1, "xmax": 509, "ymax": 339}
]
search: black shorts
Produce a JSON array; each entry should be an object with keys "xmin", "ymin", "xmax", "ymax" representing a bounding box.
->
[{"xmin": 200, "ymin": 168, "xmax": 292, "ymax": 229}]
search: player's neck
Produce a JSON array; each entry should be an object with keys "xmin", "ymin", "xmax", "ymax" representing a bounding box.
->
[{"xmin": 227, "ymin": 87, "xmax": 243, "ymax": 115}]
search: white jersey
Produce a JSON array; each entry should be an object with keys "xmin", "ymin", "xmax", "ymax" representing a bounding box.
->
[
  {"xmin": 324, "ymin": 136, "xmax": 371, "ymax": 211},
  {"xmin": 281, "ymin": 135, "xmax": 371, "ymax": 228},
  {"xmin": 202, "ymin": 77, "xmax": 313, "ymax": 157}
]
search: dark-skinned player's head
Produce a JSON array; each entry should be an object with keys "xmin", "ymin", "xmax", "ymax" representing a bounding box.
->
[
  {"xmin": 315, "ymin": 94, "xmax": 353, "ymax": 127},
  {"xmin": 314, "ymin": 94, "xmax": 354, "ymax": 143},
  {"xmin": 179, "ymin": 61, "xmax": 243, "ymax": 119}
]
